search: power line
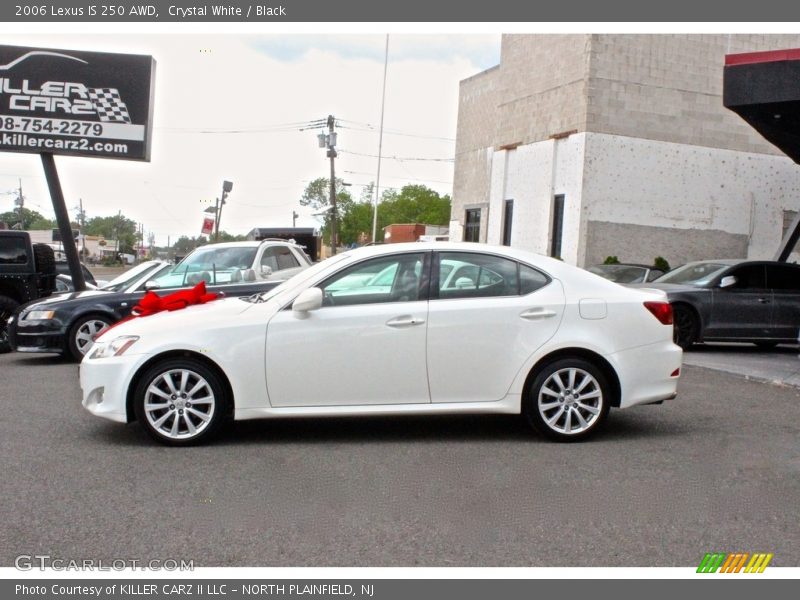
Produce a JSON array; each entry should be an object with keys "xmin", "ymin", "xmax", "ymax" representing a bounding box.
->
[{"xmin": 339, "ymin": 149, "xmax": 454, "ymax": 162}]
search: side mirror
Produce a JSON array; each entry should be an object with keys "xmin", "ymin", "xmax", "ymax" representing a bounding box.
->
[
  {"xmin": 719, "ymin": 275, "xmax": 737, "ymax": 289},
  {"xmin": 144, "ymin": 280, "xmax": 161, "ymax": 291},
  {"xmin": 261, "ymin": 265, "xmax": 273, "ymax": 278},
  {"xmin": 292, "ymin": 287, "xmax": 323, "ymax": 314}
]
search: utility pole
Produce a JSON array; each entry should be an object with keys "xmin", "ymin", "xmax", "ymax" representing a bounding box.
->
[
  {"xmin": 213, "ymin": 180, "xmax": 233, "ymax": 242},
  {"xmin": 15, "ymin": 179, "xmax": 24, "ymax": 229},
  {"xmin": 292, "ymin": 210, "xmax": 298, "ymax": 227},
  {"xmin": 317, "ymin": 115, "xmax": 339, "ymax": 254}
]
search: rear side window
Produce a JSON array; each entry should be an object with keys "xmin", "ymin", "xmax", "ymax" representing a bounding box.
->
[
  {"xmin": 0, "ymin": 237, "xmax": 27, "ymax": 264},
  {"xmin": 520, "ymin": 264, "xmax": 550, "ymax": 294},
  {"xmin": 435, "ymin": 252, "xmax": 550, "ymax": 299}
]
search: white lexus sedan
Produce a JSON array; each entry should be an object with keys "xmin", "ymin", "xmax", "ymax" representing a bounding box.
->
[{"xmin": 80, "ymin": 243, "xmax": 681, "ymax": 445}]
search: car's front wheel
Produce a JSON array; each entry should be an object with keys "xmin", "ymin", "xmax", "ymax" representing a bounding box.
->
[
  {"xmin": 68, "ymin": 314, "xmax": 112, "ymax": 361},
  {"xmin": 133, "ymin": 358, "xmax": 228, "ymax": 446},
  {"xmin": 525, "ymin": 358, "xmax": 611, "ymax": 442}
]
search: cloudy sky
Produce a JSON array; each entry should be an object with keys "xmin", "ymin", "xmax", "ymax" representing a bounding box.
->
[{"xmin": 0, "ymin": 33, "xmax": 500, "ymax": 244}]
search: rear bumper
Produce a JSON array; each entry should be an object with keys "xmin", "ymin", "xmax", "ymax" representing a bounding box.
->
[{"xmin": 610, "ymin": 339, "xmax": 682, "ymax": 409}]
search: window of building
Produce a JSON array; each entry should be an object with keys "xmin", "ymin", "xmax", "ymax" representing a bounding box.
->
[
  {"xmin": 464, "ymin": 208, "xmax": 481, "ymax": 243},
  {"xmin": 551, "ymin": 195, "xmax": 565, "ymax": 259},
  {"xmin": 502, "ymin": 200, "xmax": 514, "ymax": 246}
]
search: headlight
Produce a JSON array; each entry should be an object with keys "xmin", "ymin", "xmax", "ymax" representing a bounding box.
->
[
  {"xmin": 89, "ymin": 336, "xmax": 140, "ymax": 359},
  {"xmin": 26, "ymin": 310, "xmax": 55, "ymax": 320}
]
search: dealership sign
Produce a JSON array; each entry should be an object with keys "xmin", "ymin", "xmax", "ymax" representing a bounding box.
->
[{"xmin": 0, "ymin": 45, "xmax": 155, "ymax": 160}]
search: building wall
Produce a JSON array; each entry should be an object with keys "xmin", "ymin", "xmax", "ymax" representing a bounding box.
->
[
  {"xmin": 453, "ymin": 35, "xmax": 591, "ymax": 241},
  {"xmin": 586, "ymin": 34, "xmax": 800, "ymax": 155},
  {"xmin": 452, "ymin": 34, "xmax": 800, "ymax": 262},
  {"xmin": 581, "ymin": 133, "xmax": 800, "ymax": 266}
]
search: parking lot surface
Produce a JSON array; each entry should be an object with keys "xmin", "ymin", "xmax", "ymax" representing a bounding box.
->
[{"xmin": 1, "ymin": 352, "xmax": 798, "ymax": 567}]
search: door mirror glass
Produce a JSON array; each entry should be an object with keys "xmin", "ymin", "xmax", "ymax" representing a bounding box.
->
[
  {"xmin": 719, "ymin": 275, "xmax": 737, "ymax": 289},
  {"xmin": 292, "ymin": 287, "xmax": 323, "ymax": 313}
]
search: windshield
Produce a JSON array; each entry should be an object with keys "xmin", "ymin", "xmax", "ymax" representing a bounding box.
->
[
  {"xmin": 244, "ymin": 253, "xmax": 351, "ymax": 303},
  {"xmin": 652, "ymin": 262, "xmax": 730, "ymax": 286},
  {"xmin": 100, "ymin": 261, "xmax": 165, "ymax": 292},
  {"xmin": 149, "ymin": 246, "xmax": 259, "ymax": 289}
]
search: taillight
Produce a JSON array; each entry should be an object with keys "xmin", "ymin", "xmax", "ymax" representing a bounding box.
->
[{"xmin": 644, "ymin": 301, "xmax": 673, "ymax": 325}]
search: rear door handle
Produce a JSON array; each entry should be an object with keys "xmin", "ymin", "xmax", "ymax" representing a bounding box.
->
[
  {"xmin": 757, "ymin": 298, "xmax": 770, "ymax": 304},
  {"xmin": 520, "ymin": 308, "xmax": 557, "ymax": 320},
  {"xmin": 386, "ymin": 316, "xmax": 426, "ymax": 328}
]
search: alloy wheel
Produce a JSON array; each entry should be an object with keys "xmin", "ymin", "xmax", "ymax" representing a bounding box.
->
[
  {"xmin": 75, "ymin": 318, "xmax": 110, "ymax": 355},
  {"xmin": 537, "ymin": 367, "xmax": 603, "ymax": 435},
  {"xmin": 143, "ymin": 368, "xmax": 217, "ymax": 440}
]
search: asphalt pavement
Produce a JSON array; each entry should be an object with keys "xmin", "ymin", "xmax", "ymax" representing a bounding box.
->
[{"xmin": 0, "ymin": 352, "xmax": 798, "ymax": 567}]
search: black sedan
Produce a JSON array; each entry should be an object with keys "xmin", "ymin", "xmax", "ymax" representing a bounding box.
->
[
  {"xmin": 638, "ymin": 259, "xmax": 800, "ymax": 350},
  {"xmin": 8, "ymin": 260, "xmax": 283, "ymax": 361}
]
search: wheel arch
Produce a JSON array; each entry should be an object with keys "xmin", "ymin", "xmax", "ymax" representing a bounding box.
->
[
  {"xmin": 670, "ymin": 300, "xmax": 703, "ymax": 339},
  {"xmin": 523, "ymin": 347, "xmax": 622, "ymax": 408},
  {"xmin": 125, "ymin": 350, "xmax": 235, "ymax": 422}
]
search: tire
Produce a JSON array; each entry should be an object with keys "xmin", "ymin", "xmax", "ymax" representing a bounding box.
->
[
  {"xmin": 524, "ymin": 358, "xmax": 611, "ymax": 442},
  {"xmin": 32, "ymin": 243, "xmax": 56, "ymax": 296},
  {"xmin": 672, "ymin": 304, "xmax": 698, "ymax": 350},
  {"xmin": 0, "ymin": 295, "xmax": 19, "ymax": 354},
  {"xmin": 133, "ymin": 358, "xmax": 229, "ymax": 446},
  {"xmin": 67, "ymin": 314, "xmax": 112, "ymax": 361}
]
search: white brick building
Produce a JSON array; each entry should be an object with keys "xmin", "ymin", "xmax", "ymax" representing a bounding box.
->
[{"xmin": 451, "ymin": 34, "xmax": 800, "ymax": 267}]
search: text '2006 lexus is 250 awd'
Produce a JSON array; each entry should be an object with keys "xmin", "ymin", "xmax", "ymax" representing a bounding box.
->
[{"xmin": 80, "ymin": 243, "xmax": 682, "ymax": 445}]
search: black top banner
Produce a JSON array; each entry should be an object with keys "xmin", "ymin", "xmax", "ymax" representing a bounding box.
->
[
  {"xmin": 2, "ymin": 0, "xmax": 800, "ymax": 22},
  {"xmin": 0, "ymin": 45, "xmax": 155, "ymax": 160}
]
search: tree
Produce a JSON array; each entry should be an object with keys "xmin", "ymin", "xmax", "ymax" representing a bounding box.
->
[
  {"xmin": 300, "ymin": 177, "xmax": 353, "ymax": 244},
  {"xmin": 84, "ymin": 215, "xmax": 138, "ymax": 254},
  {"xmin": 0, "ymin": 208, "xmax": 55, "ymax": 230}
]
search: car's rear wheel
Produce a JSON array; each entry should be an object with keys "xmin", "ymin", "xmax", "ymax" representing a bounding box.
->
[
  {"xmin": 672, "ymin": 304, "xmax": 698, "ymax": 350},
  {"xmin": 67, "ymin": 314, "xmax": 112, "ymax": 361},
  {"xmin": 133, "ymin": 358, "xmax": 228, "ymax": 446},
  {"xmin": 525, "ymin": 358, "xmax": 610, "ymax": 442}
]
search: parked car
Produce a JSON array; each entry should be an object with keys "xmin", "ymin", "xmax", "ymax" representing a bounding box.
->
[
  {"xmin": 638, "ymin": 259, "xmax": 800, "ymax": 350},
  {"xmin": 79, "ymin": 242, "xmax": 681, "ymax": 446},
  {"xmin": 9, "ymin": 240, "xmax": 311, "ymax": 361},
  {"xmin": 54, "ymin": 262, "xmax": 99, "ymax": 287},
  {"xmin": 0, "ymin": 230, "xmax": 56, "ymax": 353},
  {"xmin": 587, "ymin": 263, "xmax": 666, "ymax": 283}
]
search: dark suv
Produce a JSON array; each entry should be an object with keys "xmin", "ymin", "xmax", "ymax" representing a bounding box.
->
[{"xmin": 0, "ymin": 231, "xmax": 56, "ymax": 352}]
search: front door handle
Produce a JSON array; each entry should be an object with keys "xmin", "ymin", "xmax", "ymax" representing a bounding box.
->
[
  {"xmin": 757, "ymin": 297, "xmax": 770, "ymax": 304},
  {"xmin": 520, "ymin": 308, "xmax": 557, "ymax": 320},
  {"xmin": 386, "ymin": 316, "xmax": 426, "ymax": 328}
]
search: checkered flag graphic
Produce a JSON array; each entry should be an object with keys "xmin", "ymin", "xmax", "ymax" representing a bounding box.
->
[{"xmin": 88, "ymin": 88, "xmax": 132, "ymax": 123}]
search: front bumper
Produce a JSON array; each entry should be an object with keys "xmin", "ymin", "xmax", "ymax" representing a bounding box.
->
[
  {"xmin": 8, "ymin": 315, "xmax": 67, "ymax": 353},
  {"xmin": 80, "ymin": 353, "xmax": 146, "ymax": 423}
]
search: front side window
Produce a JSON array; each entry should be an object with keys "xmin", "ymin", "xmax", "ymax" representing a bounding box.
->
[
  {"xmin": 262, "ymin": 246, "xmax": 300, "ymax": 274},
  {"xmin": 767, "ymin": 264, "xmax": 800, "ymax": 291},
  {"xmin": 320, "ymin": 253, "xmax": 427, "ymax": 306}
]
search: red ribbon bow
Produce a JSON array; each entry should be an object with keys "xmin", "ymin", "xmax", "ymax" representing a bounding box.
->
[{"xmin": 132, "ymin": 281, "xmax": 219, "ymax": 316}]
